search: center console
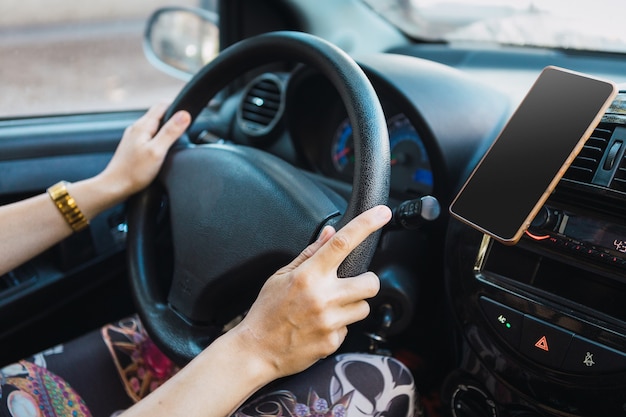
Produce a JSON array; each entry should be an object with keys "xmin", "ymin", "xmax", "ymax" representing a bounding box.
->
[{"xmin": 442, "ymin": 95, "xmax": 626, "ymax": 416}]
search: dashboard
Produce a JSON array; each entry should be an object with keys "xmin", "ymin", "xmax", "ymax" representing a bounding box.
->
[
  {"xmin": 444, "ymin": 93, "xmax": 626, "ymax": 416},
  {"xmin": 277, "ymin": 57, "xmax": 512, "ymax": 205},
  {"xmin": 227, "ymin": 46, "xmax": 626, "ymax": 416}
]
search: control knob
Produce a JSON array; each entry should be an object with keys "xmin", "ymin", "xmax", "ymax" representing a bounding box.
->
[{"xmin": 529, "ymin": 206, "xmax": 559, "ymax": 232}]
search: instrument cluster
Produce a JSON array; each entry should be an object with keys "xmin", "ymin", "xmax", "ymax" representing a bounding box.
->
[
  {"xmin": 284, "ymin": 68, "xmax": 437, "ymax": 200},
  {"xmin": 329, "ymin": 113, "xmax": 433, "ymax": 197}
]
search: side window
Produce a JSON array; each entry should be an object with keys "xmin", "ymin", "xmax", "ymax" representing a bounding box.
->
[{"xmin": 0, "ymin": 0, "xmax": 215, "ymax": 117}]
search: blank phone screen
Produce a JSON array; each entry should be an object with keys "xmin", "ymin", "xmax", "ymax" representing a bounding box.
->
[{"xmin": 450, "ymin": 66, "xmax": 617, "ymax": 244}]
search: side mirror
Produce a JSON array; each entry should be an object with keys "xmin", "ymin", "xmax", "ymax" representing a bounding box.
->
[{"xmin": 144, "ymin": 7, "xmax": 219, "ymax": 80}]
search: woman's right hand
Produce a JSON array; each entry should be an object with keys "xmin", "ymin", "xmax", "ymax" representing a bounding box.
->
[
  {"xmin": 229, "ymin": 205, "xmax": 392, "ymax": 379},
  {"xmin": 122, "ymin": 205, "xmax": 392, "ymax": 417}
]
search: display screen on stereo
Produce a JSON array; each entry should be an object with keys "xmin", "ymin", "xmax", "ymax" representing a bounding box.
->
[{"xmin": 562, "ymin": 215, "xmax": 626, "ymax": 257}]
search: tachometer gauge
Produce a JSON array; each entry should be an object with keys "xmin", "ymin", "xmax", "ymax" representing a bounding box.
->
[
  {"xmin": 330, "ymin": 113, "xmax": 433, "ymax": 195},
  {"xmin": 388, "ymin": 114, "xmax": 433, "ymax": 195}
]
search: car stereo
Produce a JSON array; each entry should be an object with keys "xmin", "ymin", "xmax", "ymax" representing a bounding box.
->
[{"xmin": 525, "ymin": 205, "xmax": 626, "ymax": 270}]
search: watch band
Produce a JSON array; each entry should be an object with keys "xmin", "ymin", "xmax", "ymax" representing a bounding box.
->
[{"xmin": 47, "ymin": 181, "xmax": 89, "ymax": 232}]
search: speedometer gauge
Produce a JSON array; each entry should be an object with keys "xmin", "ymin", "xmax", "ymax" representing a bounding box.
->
[
  {"xmin": 388, "ymin": 114, "xmax": 433, "ymax": 195},
  {"xmin": 330, "ymin": 114, "xmax": 433, "ymax": 195}
]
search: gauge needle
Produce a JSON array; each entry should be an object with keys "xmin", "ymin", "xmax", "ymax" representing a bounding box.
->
[{"xmin": 334, "ymin": 147, "xmax": 351, "ymax": 161}]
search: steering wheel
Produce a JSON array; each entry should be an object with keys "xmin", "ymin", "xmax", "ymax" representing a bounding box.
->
[{"xmin": 127, "ymin": 31, "xmax": 390, "ymax": 365}]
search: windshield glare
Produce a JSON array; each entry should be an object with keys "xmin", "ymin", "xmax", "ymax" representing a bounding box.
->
[
  {"xmin": 3, "ymin": 1, "xmax": 626, "ymax": 119},
  {"xmin": 364, "ymin": 0, "xmax": 626, "ymax": 54}
]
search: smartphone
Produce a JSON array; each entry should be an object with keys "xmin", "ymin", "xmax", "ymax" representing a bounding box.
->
[{"xmin": 449, "ymin": 66, "xmax": 617, "ymax": 245}]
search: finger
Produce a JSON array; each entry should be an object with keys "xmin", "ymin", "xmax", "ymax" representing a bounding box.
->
[
  {"xmin": 313, "ymin": 205, "xmax": 392, "ymax": 271},
  {"xmin": 151, "ymin": 110, "xmax": 191, "ymax": 152},
  {"xmin": 132, "ymin": 102, "xmax": 169, "ymax": 136},
  {"xmin": 334, "ymin": 299, "xmax": 373, "ymax": 328},
  {"xmin": 276, "ymin": 226, "xmax": 336, "ymax": 274},
  {"xmin": 144, "ymin": 101, "xmax": 169, "ymax": 119},
  {"xmin": 334, "ymin": 271, "xmax": 380, "ymax": 305},
  {"xmin": 325, "ymin": 326, "xmax": 349, "ymax": 357}
]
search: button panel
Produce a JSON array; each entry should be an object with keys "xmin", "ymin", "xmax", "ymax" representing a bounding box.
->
[{"xmin": 479, "ymin": 297, "xmax": 626, "ymax": 373}]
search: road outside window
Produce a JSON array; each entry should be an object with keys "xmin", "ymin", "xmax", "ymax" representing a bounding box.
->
[{"xmin": 0, "ymin": 0, "xmax": 208, "ymax": 117}]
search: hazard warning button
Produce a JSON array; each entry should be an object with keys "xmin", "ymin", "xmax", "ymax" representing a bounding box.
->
[
  {"xmin": 520, "ymin": 315, "xmax": 573, "ymax": 368},
  {"xmin": 534, "ymin": 335, "xmax": 550, "ymax": 351}
]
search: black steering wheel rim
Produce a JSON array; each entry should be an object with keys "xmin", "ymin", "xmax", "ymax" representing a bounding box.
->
[{"xmin": 127, "ymin": 31, "xmax": 390, "ymax": 365}]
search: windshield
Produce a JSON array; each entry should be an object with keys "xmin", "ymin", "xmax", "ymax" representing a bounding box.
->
[{"xmin": 364, "ymin": 0, "xmax": 626, "ymax": 54}]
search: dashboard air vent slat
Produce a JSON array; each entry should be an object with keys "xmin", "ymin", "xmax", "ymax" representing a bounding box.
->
[
  {"xmin": 238, "ymin": 74, "xmax": 285, "ymax": 137},
  {"xmin": 610, "ymin": 157, "xmax": 626, "ymax": 192},
  {"xmin": 562, "ymin": 126, "xmax": 613, "ymax": 183}
]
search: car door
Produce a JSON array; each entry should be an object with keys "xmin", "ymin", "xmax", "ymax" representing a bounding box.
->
[
  {"xmin": 0, "ymin": 0, "xmax": 197, "ymax": 366},
  {"xmin": 0, "ymin": 112, "xmax": 140, "ymax": 365}
]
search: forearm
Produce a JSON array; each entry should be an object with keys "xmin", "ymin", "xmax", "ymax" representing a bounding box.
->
[
  {"xmin": 0, "ymin": 174, "xmax": 127, "ymax": 276},
  {"xmin": 121, "ymin": 330, "xmax": 275, "ymax": 417},
  {"xmin": 0, "ymin": 104, "xmax": 189, "ymax": 276}
]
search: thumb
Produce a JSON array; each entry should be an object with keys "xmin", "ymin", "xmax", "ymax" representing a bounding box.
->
[
  {"xmin": 152, "ymin": 110, "xmax": 191, "ymax": 153},
  {"xmin": 276, "ymin": 226, "xmax": 335, "ymax": 274}
]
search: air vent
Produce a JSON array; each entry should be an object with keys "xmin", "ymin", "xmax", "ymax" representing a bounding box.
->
[
  {"xmin": 610, "ymin": 153, "xmax": 626, "ymax": 192},
  {"xmin": 562, "ymin": 125, "xmax": 613, "ymax": 183},
  {"xmin": 237, "ymin": 73, "xmax": 284, "ymax": 137}
]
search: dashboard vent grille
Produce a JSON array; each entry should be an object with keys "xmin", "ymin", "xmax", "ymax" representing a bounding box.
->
[
  {"xmin": 610, "ymin": 154, "xmax": 626, "ymax": 192},
  {"xmin": 238, "ymin": 74, "xmax": 284, "ymax": 137},
  {"xmin": 562, "ymin": 125, "xmax": 613, "ymax": 183}
]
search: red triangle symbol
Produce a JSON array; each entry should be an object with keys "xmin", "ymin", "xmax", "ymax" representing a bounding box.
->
[{"xmin": 534, "ymin": 336, "xmax": 549, "ymax": 351}]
